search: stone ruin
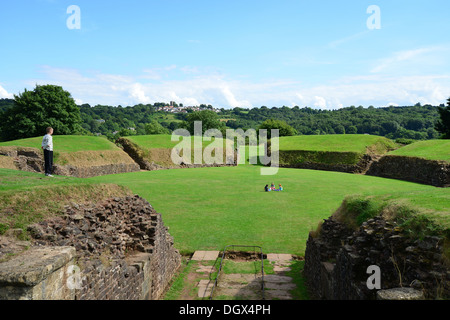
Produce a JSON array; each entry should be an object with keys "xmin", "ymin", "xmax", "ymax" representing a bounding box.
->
[
  {"xmin": 0, "ymin": 195, "xmax": 181, "ymax": 300},
  {"xmin": 304, "ymin": 216, "xmax": 449, "ymax": 300}
]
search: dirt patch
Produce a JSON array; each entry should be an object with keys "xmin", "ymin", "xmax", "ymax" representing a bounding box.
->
[
  {"xmin": 223, "ymin": 250, "xmax": 267, "ymax": 262},
  {"xmin": 56, "ymin": 150, "xmax": 137, "ymax": 167},
  {"xmin": 0, "ymin": 156, "xmax": 16, "ymax": 170}
]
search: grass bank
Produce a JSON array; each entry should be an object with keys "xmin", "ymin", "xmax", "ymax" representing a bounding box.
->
[
  {"xmin": 0, "ymin": 169, "xmax": 132, "ymax": 237},
  {"xmin": 0, "ymin": 135, "xmax": 136, "ymax": 167},
  {"xmin": 388, "ymin": 139, "xmax": 450, "ymax": 162}
]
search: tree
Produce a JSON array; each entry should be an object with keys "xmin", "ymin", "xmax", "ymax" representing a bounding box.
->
[
  {"xmin": 145, "ymin": 120, "xmax": 170, "ymax": 135},
  {"xmin": 0, "ymin": 85, "xmax": 83, "ymax": 141},
  {"xmin": 435, "ymin": 97, "xmax": 450, "ymax": 139},
  {"xmin": 181, "ymin": 110, "xmax": 225, "ymax": 135},
  {"xmin": 258, "ymin": 119, "xmax": 297, "ymax": 139}
]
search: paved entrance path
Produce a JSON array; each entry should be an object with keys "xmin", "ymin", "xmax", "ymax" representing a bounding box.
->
[{"xmin": 193, "ymin": 251, "xmax": 296, "ymax": 300}]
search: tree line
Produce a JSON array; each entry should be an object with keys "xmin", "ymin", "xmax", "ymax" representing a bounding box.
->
[{"xmin": 0, "ymin": 85, "xmax": 449, "ymax": 142}]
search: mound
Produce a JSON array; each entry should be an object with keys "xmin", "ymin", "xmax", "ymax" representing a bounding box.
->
[
  {"xmin": 277, "ymin": 134, "xmax": 397, "ymax": 173},
  {"xmin": 0, "ymin": 136, "xmax": 140, "ymax": 177},
  {"xmin": 367, "ymin": 140, "xmax": 450, "ymax": 187},
  {"xmin": 0, "ymin": 169, "xmax": 133, "ymax": 238},
  {"xmin": 117, "ymin": 135, "xmax": 237, "ymax": 170},
  {"xmin": 388, "ymin": 140, "xmax": 450, "ymax": 162}
]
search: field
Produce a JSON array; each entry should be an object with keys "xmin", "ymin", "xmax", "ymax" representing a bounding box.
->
[
  {"xmin": 388, "ymin": 139, "xmax": 450, "ymax": 162},
  {"xmin": 87, "ymin": 165, "xmax": 449, "ymax": 255}
]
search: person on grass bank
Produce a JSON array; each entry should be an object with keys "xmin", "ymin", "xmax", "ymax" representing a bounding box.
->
[{"xmin": 41, "ymin": 127, "xmax": 54, "ymax": 177}]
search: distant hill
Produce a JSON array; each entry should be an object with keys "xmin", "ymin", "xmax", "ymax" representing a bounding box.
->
[{"xmin": 0, "ymin": 98, "xmax": 443, "ymax": 142}]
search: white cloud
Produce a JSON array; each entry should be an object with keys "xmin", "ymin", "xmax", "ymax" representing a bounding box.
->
[
  {"xmin": 21, "ymin": 64, "xmax": 450, "ymax": 109},
  {"xmin": 129, "ymin": 83, "xmax": 151, "ymax": 104},
  {"xmin": 370, "ymin": 46, "xmax": 448, "ymax": 73},
  {"xmin": 313, "ymin": 96, "xmax": 327, "ymax": 108},
  {"xmin": 0, "ymin": 85, "xmax": 14, "ymax": 98},
  {"xmin": 328, "ymin": 30, "xmax": 372, "ymax": 49}
]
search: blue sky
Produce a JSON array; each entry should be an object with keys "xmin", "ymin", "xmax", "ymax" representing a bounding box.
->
[{"xmin": 1, "ymin": 0, "xmax": 449, "ymax": 109}]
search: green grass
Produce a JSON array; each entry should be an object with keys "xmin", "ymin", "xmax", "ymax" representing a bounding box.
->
[
  {"xmin": 278, "ymin": 134, "xmax": 397, "ymax": 153},
  {"xmin": 88, "ymin": 165, "xmax": 449, "ymax": 256},
  {"xmin": 0, "ymin": 135, "xmax": 119, "ymax": 153},
  {"xmin": 0, "ymin": 169, "xmax": 131, "ymax": 236},
  {"xmin": 388, "ymin": 139, "xmax": 450, "ymax": 162}
]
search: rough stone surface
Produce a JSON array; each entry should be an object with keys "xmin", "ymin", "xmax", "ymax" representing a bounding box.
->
[
  {"xmin": 116, "ymin": 137, "xmax": 238, "ymax": 171},
  {"xmin": 278, "ymin": 150, "xmax": 372, "ymax": 174},
  {"xmin": 366, "ymin": 155, "xmax": 450, "ymax": 187},
  {"xmin": 376, "ymin": 287, "xmax": 425, "ymax": 300},
  {"xmin": 304, "ymin": 216, "xmax": 450, "ymax": 300},
  {"xmin": 0, "ymin": 146, "xmax": 140, "ymax": 178},
  {"xmin": 0, "ymin": 195, "xmax": 181, "ymax": 300},
  {"xmin": 0, "ymin": 246, "xmax": 76, "ymax": 300}
]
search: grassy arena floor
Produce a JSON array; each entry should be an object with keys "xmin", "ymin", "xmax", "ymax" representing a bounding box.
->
[{"xmin": 87, "ymin": 165, "xmax": 449, "ymax": 256}]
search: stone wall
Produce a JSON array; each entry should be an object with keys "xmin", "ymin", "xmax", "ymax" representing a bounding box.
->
[
  {"xmin": 116, "ymin": 137, "xmax": 238, "ymax": 171},
  {"xmin": 366, "ymin": 155, "xmax": 450, "ymax": 187},
  {"xmin": 0, "ymin": 146, "xmax": 140, "ymax": 178},
  {"xmin": 0, "ymin": 195, "xmax": 181, "ymax": 300},
  {"xmin": 277, "ymin": 150, "xmax": 372, "ymax": 174},
  {"xmin": 304, "ymin": 217, "xmax": 449, "ymax": 300},
  {"xmin": 0, "ymin": 246, "xmax": 77, "ymax": 300}
]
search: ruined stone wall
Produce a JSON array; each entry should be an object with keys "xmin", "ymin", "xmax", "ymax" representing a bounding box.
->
[
  {"xmin": 304, "ymin": 217, "xmax": 449, "ymax": 300},
  {"xmin": 277, "ymin": 150, "xmax": 372, "ymax": 174},
  {"xmin": 0, "ymin": 195, "xmax": 181, "ymax": 300},
  {"xmin": 116, "ymin": 137, "xmax": 238, "ymax": 171},
  {"xmin": 366, "ymin": 155, "xmax": 450, "ymax": 187},
  {"xmin": 0, "ymin": 146, "xmax": 140, "ymax": 178}
]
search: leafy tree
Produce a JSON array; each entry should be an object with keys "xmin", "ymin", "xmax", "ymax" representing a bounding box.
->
[
  {"xmin": 145, "ymin": 120, "xmax": 170, "ymax": 135},
  {"xmin": 258, "ymin": 119, "xmax": 297, "ymax": 139},
  {"xmin": 0, "ymin": 85, "xmax": 83, "ymax": 141},
  {"xmin": 181, "ymin": 110, "xmax": 225, "ymax": 135},
  {"xmin": 435, "ymin": 97, "xmax": 450, "ymax": 139},
  {"xmin": 347, "ymin": 126, "xmax": 358, "ymax": 134}
]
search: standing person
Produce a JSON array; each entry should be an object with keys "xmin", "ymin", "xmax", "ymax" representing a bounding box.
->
[{"xmin": 42, "ymin": 127, "xmax": 54, "ymax": 177}]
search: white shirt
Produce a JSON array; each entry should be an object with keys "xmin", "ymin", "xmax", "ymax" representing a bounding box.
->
[{"xmin": 42, "ymin": 134, "xmax": 53, "ymax": 151}]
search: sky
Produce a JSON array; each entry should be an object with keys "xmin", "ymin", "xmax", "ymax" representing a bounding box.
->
[{"xmin": 1, "ymin": 0, "xmax": 450, "ymax": 109}]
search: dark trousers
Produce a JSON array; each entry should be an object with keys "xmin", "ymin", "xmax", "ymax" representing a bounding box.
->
[{"xmin": 44, "ymin": 149, "xmax": 53, "ymax": 175}]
